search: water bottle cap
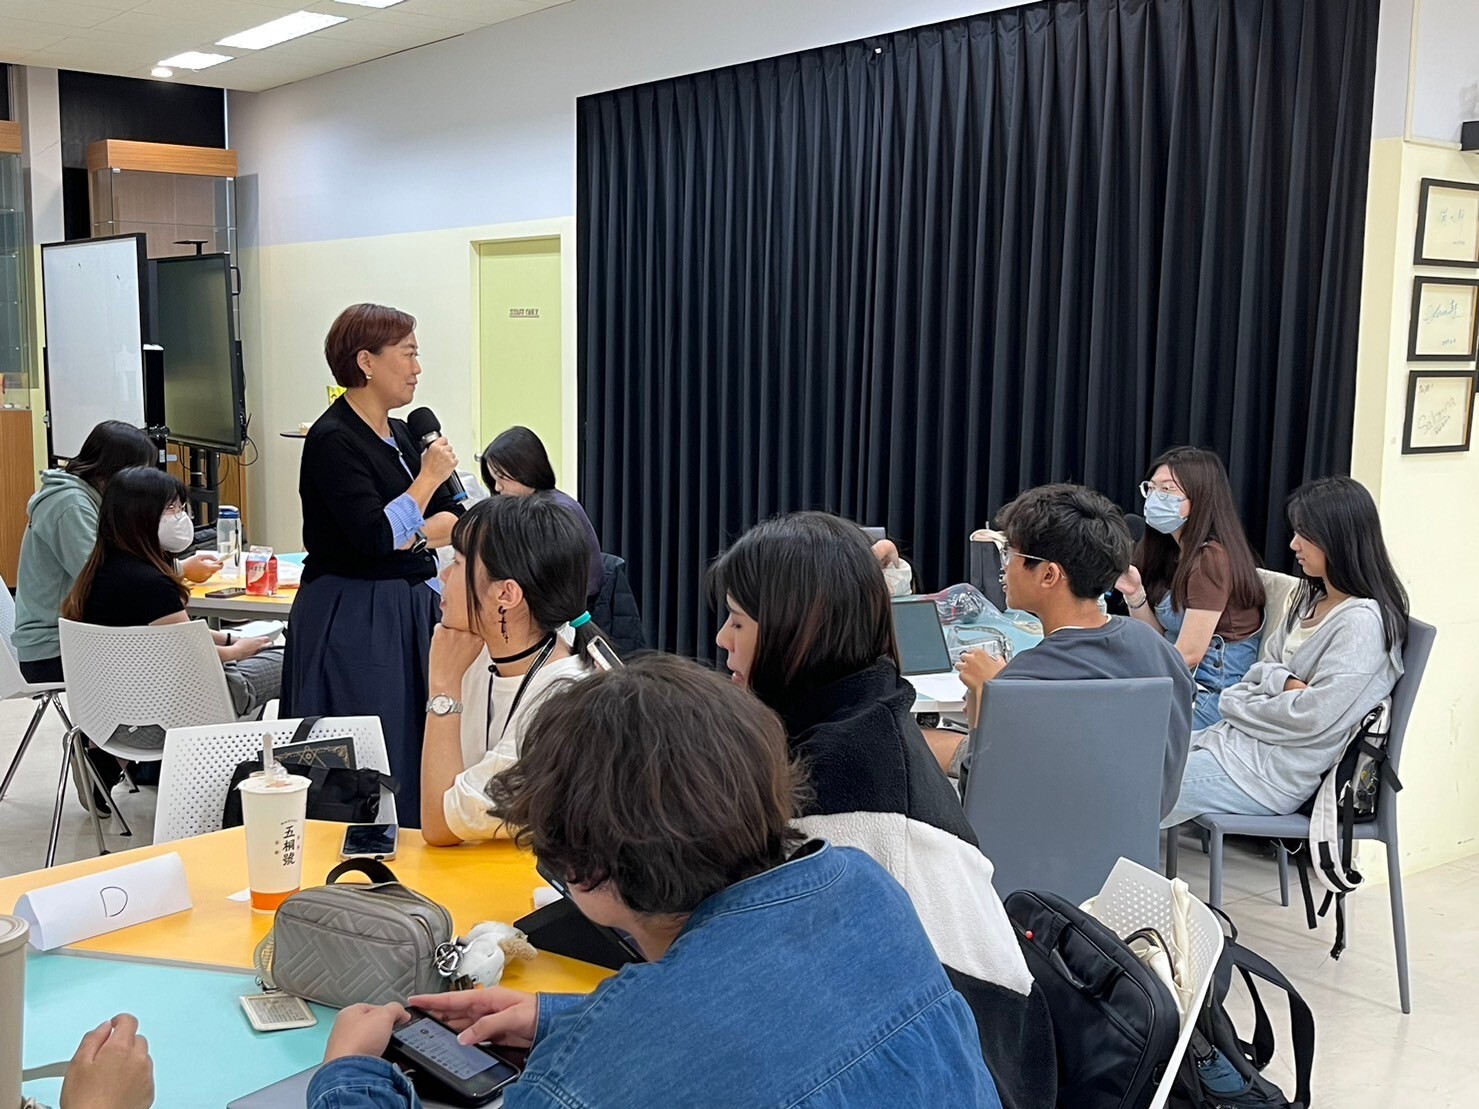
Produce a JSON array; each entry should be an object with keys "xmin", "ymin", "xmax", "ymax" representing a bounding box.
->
[{"xmin": 219, "ymin": 506, "xmax": 240, "ymax": 518}]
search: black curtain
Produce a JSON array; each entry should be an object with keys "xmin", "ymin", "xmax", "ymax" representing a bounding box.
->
[{"xmin": 578, "ymin": 0, "xmax": 1380, "ymax": 658}]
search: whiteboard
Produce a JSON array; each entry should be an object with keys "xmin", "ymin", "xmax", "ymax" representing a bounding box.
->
[{"xmin": 42, "ymin": 236, "xmax": 148, "ymax": 458}]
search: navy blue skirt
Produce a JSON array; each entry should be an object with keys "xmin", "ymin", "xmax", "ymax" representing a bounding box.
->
[{"xmin": 283, "ymin": 574, "xmax": 439, "ymax": 829}]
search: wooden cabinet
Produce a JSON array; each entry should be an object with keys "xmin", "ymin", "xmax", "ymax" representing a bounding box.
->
[{"xmin": 0, "ymin": 407, "xmax": 34, "ymax": 583}]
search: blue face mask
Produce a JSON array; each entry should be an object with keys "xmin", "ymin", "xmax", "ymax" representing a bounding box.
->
[{"xmin": 1144, "ymin": 490, "xmax": 1186, "ymax": 535}]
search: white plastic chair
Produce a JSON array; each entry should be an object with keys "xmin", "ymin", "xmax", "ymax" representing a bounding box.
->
[
  {"xmin": 1090, "ymin": 858, "xmax": 1225, "ymax": 1109},
  {"xmin": 1254, "ymin": 569, "xmax": 1300, "ymax": 663},
  {"xmin": 55, "ymin": 617, "xmax": 239, "ymax": 865},
  {"xmin": 0, "ymin": 573, "xmax": 74, "ymax": 802},
  {"xmin": 155, "ymin": 715, "xmax": 396, "ymax": 843}
]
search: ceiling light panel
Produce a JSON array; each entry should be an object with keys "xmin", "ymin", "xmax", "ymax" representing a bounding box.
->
[
  {"xmin": 157, "ymin": 51, "xmax": 234, "ymax": 70},
  {"xmin": 334, "ymin": 0, "xmax": 409, "ymax": 8},
  {"xmin": 217, "ymin": 11, "xmax": 347, "ymax": 50}
]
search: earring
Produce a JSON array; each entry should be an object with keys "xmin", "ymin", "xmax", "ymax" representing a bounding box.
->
[{"xmin": 498, "ymin": 606, "xmax": 508, "ymax": 641}]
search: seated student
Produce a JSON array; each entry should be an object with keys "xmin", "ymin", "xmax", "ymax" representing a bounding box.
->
[
  {"xmin": 1117, "ymin": 447, "xmax": 1266, "ymax": 729},
  {"xmin": 60, "ymin": 467, "xmax": 282, "ymax": 735},
  {"xmin": 1163, "ymin": 476, "xmax": 1407, "ymax": 827},
  {"xmin": 950, "ymin": 484, "xmax": 1196, "ymax": 819},
  {"xmin": 478, "ymin": 426, "xmax": 602, "ymax": 598},
  {"xmin": 709, "ymin": 512, "xmax": 1053, "ymax": 1109},
  {"xmin": 419, "ymin": 494, "xmax": 606, "ymax": 846},
  {"xmin": 871, "ymin": 536, "xmax": 915, "ymax": 595},
  {"xmin": 14, "ymin": 420, "xmax": 220, "ymax": 688},
  {"xmin": 311, "ymin": 655, "xmax": 1003, "ymax": 1108}
]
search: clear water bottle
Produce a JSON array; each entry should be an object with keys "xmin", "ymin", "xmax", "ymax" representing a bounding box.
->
[{"xmin": 217, "ymin": 506, "xmax": 242, "ymax": 582}]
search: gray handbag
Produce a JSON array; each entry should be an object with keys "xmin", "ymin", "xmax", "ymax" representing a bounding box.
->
[{"xmin": 253, "ymin": 858, "xmax": 456, "ymax": 1008}]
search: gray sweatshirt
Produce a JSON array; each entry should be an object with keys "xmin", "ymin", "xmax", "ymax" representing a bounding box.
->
[{"xmin": 1194, "ymin": 597, "xmax": 1403, "ymax": 812}]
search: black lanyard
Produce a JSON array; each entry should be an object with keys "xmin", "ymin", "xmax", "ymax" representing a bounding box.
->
[{"xmin": 486, "ymin": 635, "xmax": 559, "ymax": 748}]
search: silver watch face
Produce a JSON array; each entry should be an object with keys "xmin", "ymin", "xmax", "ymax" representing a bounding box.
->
[{"xmin": 428, "ymin": 694, "xmax": 460, "ymax": 716}]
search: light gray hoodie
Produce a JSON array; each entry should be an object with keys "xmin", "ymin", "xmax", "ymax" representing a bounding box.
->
[
  {"xmin": 13, "ymin": 470, "xmax": 102, "ymax": 663},
  {"xmin": 1194, "ymin": 596, "xmax": 1404, "ymax": 813}
]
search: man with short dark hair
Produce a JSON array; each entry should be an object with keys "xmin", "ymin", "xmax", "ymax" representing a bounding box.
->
[
  {"xmin": 946, "ymin": 483, "xmax": 1196, "ymax": 817},
  {"xmin": 309, "ymin": 654, "xmax": 1004, "ymax": 1108}
]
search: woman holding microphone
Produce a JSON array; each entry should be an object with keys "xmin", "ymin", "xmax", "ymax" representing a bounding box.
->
[{"xmin": 283, "ymin": 303, "xmax": 463, "ymax": 827}]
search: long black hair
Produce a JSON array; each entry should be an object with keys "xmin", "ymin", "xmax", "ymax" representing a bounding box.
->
[
  {"xmin": 63, "ymin": 466, "xmax": 189, "ymax": 621},
  {"xmin": 707, "ymin": 512, "xmax": 897, "ymax": 713},
  {"xmin": 451, "ymin": 492, "xmax": 609, "ymax": 660},
  {"xmin": 479, "ymin": 426, "xmax": 557, "ymax": 493},
  {"xmin": 1285, "ymin": 476, "xmax": 1408, "ymax": 651},
  {"xmin": 64, "ymin": 421, "xmax": 155, "ymax": 492},
  {"xmin": 1135, "ymin": 446, "xmax": 1264, "ymax": 613}
]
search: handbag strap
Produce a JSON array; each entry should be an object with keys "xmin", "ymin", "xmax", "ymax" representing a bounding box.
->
[
  {"xmin": 288, "ymin": 715, "xmax": 324, "ymax": 747},
  {"xmin": 325, "ymin": 857, "xmax": 399, "ymax": 886}
]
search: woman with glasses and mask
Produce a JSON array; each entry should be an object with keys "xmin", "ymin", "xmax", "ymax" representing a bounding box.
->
[
  {"xmin": 1116, "ymin": 447, "xmax": 1265, "ymax": 728},
  {"xmin": 63, "ymin": 467, "xmax": 282, "ymax": 724}
]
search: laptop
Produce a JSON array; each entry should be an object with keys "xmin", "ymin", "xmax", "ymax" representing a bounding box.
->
[
  {"xmin": 229, "ymin": 1064, "xmax": 466, "ymax": 1108},
  {"xmin": 890, "ymin": 597, "xmax": 968, "ymax": 707}
]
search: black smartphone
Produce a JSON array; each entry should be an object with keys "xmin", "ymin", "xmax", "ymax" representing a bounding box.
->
[
  {"xmin": 585, "ymin": 635, "xmax": 623, "ymax": 672},
  {"xmin": 385, "ymin": 1008, "xmax": 521, "ymax": 1106},
  {"xmin": 340, "ymin": 822, "xmax": 398, "ymax": 861},
  {"xmin": 205, "ymin": 587, "xmax": 247, "ymax": 598}
]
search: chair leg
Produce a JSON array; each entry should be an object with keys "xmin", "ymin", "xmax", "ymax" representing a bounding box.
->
[
  {"xmin": 1200, "ymin": 826, "xmax": 1210, "ymax": 854},
  {"xmin": 0, "ymin": 695, "xmax": 49, "ymax": 801},
  {"xmin": 1165, "ymin": 826, "xmax": 1180, "ymax": 878},
  {"xmin": 76, "ymin": 744, "xmax": 131, "ymax": 839},
  {"xmin": 1207, "ymin": 828, "xmax": 1225, "ymax": 910},
  {"xmin": 71, "ymin": 730, "xmax": 110, "ymax": 858},
  {"xmin": 1277, "ymin": 846, "xmax": 1290, "ymax": 908},
  {"xmin": 46, "ymin": 731, "xmax": 75, "ymax": 868},
  {"xmin": 1385, "ymin": 834, "xmax": 1411, "ymax": 1014}
]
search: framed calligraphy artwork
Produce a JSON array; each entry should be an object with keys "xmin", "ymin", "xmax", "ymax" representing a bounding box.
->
[
  {"xmin": 1402, "ymin": 370, "xmax": 1475, "ymax": 454},
  {"xmin": 1407, "ymin": 277, "xmax": 1479, "ymax": 362},
  {"xmin": 1414, "ymin": 178, "xmax": 1479, "ymax": 268}
]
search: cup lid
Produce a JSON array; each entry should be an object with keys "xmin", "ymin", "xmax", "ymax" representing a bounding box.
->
[{"xmin": 0, "ymin": 914, "xmax": 30, "ymax": 955}]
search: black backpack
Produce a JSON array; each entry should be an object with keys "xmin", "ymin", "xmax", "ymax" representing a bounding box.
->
[
  {"xmin": 1006, "ymin": 889, "xmax": 1181, "ymax": 1108},
  {"xmin": 1169, "ymin": 915, "xmax": 1315, "ymax": 1109}
]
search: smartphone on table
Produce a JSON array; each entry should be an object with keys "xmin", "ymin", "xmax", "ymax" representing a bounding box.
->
[
  {"xmin": 384, "ymin": 1007, "xmax": 522, "ymax": 1106},
  {"xmin": 206, "ymin": 587, "xmax": 247, "ymax": 598},
  {"xmin": 340, "ymin": 822, "xmax": 398, "ymax": 861}
]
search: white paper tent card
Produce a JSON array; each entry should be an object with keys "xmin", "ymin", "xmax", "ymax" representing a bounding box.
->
[{"xmin": 13, "ymin": 853, "xmax": 192, "ymax": 950}]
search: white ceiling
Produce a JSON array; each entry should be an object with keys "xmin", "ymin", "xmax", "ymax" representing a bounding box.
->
[{"xmin": 0, "ymin": 0, "xmax": 573, "ymax": 92}]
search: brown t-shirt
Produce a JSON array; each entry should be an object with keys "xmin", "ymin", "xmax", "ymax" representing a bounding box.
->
[{"xmin": 1183, "ymin": 541, "xmax": 1263, "ymax": 641}]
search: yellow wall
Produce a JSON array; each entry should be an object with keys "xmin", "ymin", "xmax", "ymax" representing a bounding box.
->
[
  {"xmin": 1352, "ymin": 137, "xmax": 1479, "ymax": 873},
  {"xmin": 477, "ymin": 238, "xmax": 566, "ymax": 484},
  {"xmin": 237, "ymin": 218, "xmax": 576, "ymax": 550}
]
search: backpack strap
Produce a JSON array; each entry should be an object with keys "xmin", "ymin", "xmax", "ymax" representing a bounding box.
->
[{"xmin": 1224, "ymin": 942, "xmax": 1316, "ymax": 1108}]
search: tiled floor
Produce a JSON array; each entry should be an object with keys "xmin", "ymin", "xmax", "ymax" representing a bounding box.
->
[{"xmin": 1, "ymin": 694, "xmax": 1473, "ymax": 1105}]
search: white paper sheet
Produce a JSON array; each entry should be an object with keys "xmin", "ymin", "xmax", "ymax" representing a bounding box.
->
[
  {"xmin": 906, "ymin": 672, "xmax": 969, "ymax": 707},
  {"xmin": 13, "ymin": 853, "xmax": 193, "ymax": 950}
]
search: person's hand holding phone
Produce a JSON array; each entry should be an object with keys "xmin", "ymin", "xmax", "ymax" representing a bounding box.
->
[
  {"xmin": 408, "ymin": 988, "xmax": 539, "ymax": 1049},
  {"xmin": 323, "ymin": 1003, "xmax": 412, "ymax": 1063}
]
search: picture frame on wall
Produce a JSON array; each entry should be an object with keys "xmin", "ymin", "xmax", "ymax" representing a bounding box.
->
[
  {"xmin": 1407, "ymin": 276, "xmax": 1479, "ymax": 362},
  {"xmin": 1402, "ymin": 370, "xmax": 1476, "ymax": 455},
  {"xmin": 1414, "ymin": 178, "xmax": 1479, "ymax": 267}
]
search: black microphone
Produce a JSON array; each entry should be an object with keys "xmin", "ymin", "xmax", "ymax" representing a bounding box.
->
[
  {"xmin": 405, "ymin": 407, "xmax": 468, "ymax": 503},
  {"xmin": 1124, "ymin": 512, "xmax": 1146, "ymax": 542}
]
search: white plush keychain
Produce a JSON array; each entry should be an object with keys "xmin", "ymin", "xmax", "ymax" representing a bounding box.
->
[{"xmin": 437, "ymin": 922, "xmax": 538, "ymax": 989}]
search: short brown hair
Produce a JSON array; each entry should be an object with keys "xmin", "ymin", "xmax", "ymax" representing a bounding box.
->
[
  {"xmin": 324, "ymin": 303, "xmax": 416, "ymax": 388},
  {"xmin": 486, "ymin": 654, "xmax": 808, "ymax": 916}
]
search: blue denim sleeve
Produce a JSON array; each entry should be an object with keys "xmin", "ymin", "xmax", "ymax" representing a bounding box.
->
[
  {"xmin": 307, "ymin": 1057, "xmax": 420, "ymax": 1109},
  {"xmin": 383, "ymin": 493, "xmax": 426, "ymax": 549},
  {"xmin": 533, "ymin": 993, "xmax": 588, "ymax": 1043}
]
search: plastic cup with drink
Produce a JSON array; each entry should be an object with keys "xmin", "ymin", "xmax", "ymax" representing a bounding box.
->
[{"xmin": 238, "ymin": 731, "xmax": 310, "ymax": 912}]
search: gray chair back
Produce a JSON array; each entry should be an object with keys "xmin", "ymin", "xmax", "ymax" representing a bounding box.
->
[
  {"xmin": 963, "ymin": 677, "xmax": 1174, "ymax": 904},
  {"xmin": 1381, "ymin": 618, "xmax": 1436, "ymax": 814}
]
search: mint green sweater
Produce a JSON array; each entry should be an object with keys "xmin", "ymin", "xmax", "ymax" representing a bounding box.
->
[{"xmin": 13, "ymin": 470, "xmax": 102, "ymax": 662}]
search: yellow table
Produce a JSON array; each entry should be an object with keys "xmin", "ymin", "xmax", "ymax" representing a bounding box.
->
[
  {"xmin": 188, "ymin": 580, "xmax": 296, "ymax": 620},
  {"xmin": 0, "ymin": 823, "xmax": 611, "ymax": 995}
]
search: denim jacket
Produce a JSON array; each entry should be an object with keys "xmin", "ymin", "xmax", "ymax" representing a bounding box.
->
[{"xmin": 309, "ymin": 841, "xmax": 1002, "ymax": 1108}]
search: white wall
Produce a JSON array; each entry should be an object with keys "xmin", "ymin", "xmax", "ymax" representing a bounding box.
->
[{"xmin": 229, "ymin": 0, "xmax": 1016, "ymax": 246}]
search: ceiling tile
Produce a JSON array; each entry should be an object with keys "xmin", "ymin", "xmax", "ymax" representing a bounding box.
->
[{"xmin": 0, "ymin": 20, "xmax": 72, "ymax": 55}]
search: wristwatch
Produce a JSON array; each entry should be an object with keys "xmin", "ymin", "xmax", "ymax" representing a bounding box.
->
[{"xmin": 426, "ymin": 694, "xmax": 463, "ymax": 717}]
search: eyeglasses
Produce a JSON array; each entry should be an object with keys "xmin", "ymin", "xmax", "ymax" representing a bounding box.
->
[
  {"xmin": 1139, "ymin": 480, "xmax": 1183, "ymax": 499},
  {"xmin": 997, "ymin": 543, "xmax": 1050, "ymax": 568}
]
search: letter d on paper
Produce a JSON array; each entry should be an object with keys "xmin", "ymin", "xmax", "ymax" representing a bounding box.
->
[{"xmin": 12, "ymin": 853, "xmax": 192, "ymax": 950}]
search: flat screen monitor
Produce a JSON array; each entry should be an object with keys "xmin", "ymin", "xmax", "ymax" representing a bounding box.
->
[
  {"xmin": 41, "ymin": 235, "xmax": 149, "ymax": 458},
  {"xmin": 891, "ymin": 597, "xmax": 953, "ymax": 676},
  {"xmin": 154, "ymin": 253, "xmax": 244, "ymax": 453}
]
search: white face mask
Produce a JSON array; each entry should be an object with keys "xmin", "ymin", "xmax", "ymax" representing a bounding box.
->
[{"xmin": 159, "ymin": 509, "xmax": 195, "ymax": 554}]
